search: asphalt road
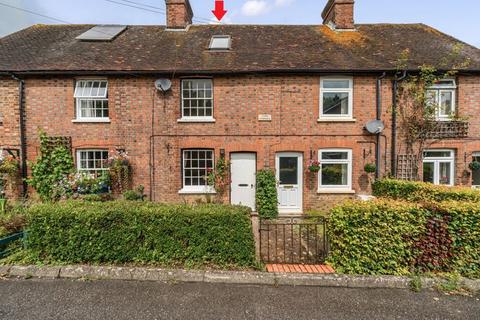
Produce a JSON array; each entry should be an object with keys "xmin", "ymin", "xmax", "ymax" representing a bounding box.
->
[{"xmin": 0, "ymin": 278, "xmax": 478, "ymax": 320}]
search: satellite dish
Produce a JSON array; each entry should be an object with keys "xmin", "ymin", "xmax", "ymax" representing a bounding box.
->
[
  {"xmin": 365, "ymin": 120, "xmax": 385, "ymax": 134},
  {"xmin": 155, "ymin": 79, "xmax": 172, "ymax": 92}
]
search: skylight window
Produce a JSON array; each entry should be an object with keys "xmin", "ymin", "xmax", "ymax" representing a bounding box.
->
[
  {"xmin": 76, "ymin": 25, "xmax": 127, "ymax": 41},
  {"xmin": 209, "ymin": 35, "xmax": 231, "ymax": 50}
]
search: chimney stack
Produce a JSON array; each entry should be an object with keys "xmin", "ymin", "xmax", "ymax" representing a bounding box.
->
[
  {"xmin": 322, "ymin": 0, "xmax": 355, "ymax": 30},
  {"xmin": 165, "ymin": 0, "xmax": 193, "ymax": 29}
]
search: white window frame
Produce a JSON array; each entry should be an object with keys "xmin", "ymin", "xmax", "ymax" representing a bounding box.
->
[
  {"xmin": 426, "ymin": 79, "xmax": 456, "ymax": 121},
  {"xmin": 423, "ymin": 149, "xmax": 455, "ymax": 186},
  {"xmin": 179, "ymin": 79, "xmax": 215, "ymax": 123},
  {"xmin": 472, "ymin": 152, "xmax": 480, "ymax": 189},
  {"xmin": 76, "ymin": 149, "xmax": 109, "ymax": 175},
  {"xmin": 179, "ymin": 149, "xmax": 216, "ymax": 194},
  {"xmin": 319, "ymin": 77, "xmax": 354, "ymax": 121},
  {"xmin": 74, "ymin": 80, "xmax": 110, "ymax": 122},
  {"xmin": 318, "ymin": 149, "xmax": 353, "ymax": 192}
]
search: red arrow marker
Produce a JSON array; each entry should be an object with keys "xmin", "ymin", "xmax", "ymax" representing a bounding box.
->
[{"xmin": 212, "ymin": 0, "xmax": 227, "ymax": 21}]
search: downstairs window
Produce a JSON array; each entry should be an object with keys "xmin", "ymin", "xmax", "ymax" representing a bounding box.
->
[{"xmin": 181, "ymin": 149, "xmax": 215, "ymax": 193}]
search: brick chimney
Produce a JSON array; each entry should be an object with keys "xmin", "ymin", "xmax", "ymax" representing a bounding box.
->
[
  {"xmin": 165, "ymin": 0, "xmax": 193, "ymax": 29},
  {"xmin": 322, "ymin": 0, "xmax": 355, "ymax": 30}
]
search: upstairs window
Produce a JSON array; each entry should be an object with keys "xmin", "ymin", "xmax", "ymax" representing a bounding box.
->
[
  {"xmin": 77, "ymin": 150, "xmax": 109, "ymax": 175},
  {"xmin": 320, "ymin": 77, "xmax": 353, "ymax": 120},
  {"xmin": 426, "ymin": 79, "xmax": 456, "ymax": 121},
  {"xmin": 423, "ymin": 150, "xmax": 455, "ymax": 186},
  {"xmin": 181, "ymin": 79, "xmax": 214, "ymax": 121},
  {"xmin": 74, "ymin": 80, "xmax": 109, "ymax": 121},
  {"xmin": 318, "ymin": 149, "xmax": 352, "ymax": 191}
]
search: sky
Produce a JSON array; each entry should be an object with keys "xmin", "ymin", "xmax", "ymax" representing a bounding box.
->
[{"xmin": 0, "ymin": 0, "xmax": 478, "ymax": 48}]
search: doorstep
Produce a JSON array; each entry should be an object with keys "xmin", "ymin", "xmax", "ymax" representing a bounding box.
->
[{"xmin": 266, "ymin": 264, "xmax": 335, "ymax": 274}]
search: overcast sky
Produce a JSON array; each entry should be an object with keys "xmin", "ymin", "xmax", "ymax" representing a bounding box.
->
[{"xmin": 0, "ymin": 0, "xmax": 478, "ymax": 48}]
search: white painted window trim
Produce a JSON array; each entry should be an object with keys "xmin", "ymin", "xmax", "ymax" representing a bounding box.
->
[
  {"xmin": 423, "ymin": 149, "xmax": 455, "ymax": 186},
  {"xmin": 74, "ymin": 80, "xmax": 110, "ymax": 121},
  {"xmin": 318, "ymin": 77, "xmax": 354, "ymax": 121},
  {"xmin": 180, "ymin": 149, "xmax": 216, "ymax": 194},
  {"xmin": 179, "ymin": 79, "xmax": 215, "ymax": 122},
  {"xmin": 472, "ymin": 152, "xmax": 480, "ymax": 189},
  {"xmin": 318, "ymin": 149, "xmax": 353, "ymax": 192},
  {"xmin": 427, "ymin": 79, "xmax": 457, "ymax": 121},
  {"xmin": 76, "ymin": 149, "xmax": 109, "ymax": 174}
]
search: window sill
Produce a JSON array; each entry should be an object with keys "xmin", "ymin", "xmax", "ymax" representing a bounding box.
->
[
  {"xmin": 317, "ymin": 189, "xmax": 355, "ymax": 194},
  {"xmin": 72, "ymin": 119, "xmax": 111, "ymax": 123},
  {"xmin": 317, "ymin": 118, "xmax": 356, "ymax": 123},
  {"xmin": 178, "ymin": 188, "xmax": 217, "ymax": 195},
  {"xmin": 177, "ymin": 118, "xmax": 216, "ymax": 123}
]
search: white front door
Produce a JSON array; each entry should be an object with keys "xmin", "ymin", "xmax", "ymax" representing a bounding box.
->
[
  {"xmin": 230, "ymin": 153, "xmax": 256, "ymax": 210},
  {"xmin": 276, "ymin": 152, "xmax": 303, "ymax": 214}
]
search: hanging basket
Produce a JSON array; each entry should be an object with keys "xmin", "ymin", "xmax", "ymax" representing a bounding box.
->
[
  {"xmin": 469, "ymin": 161, "xmax": 480, "ymax": 171},
  {"xmin": 307, "ymin": 160, "xmax": 321, "ymax": 173}
]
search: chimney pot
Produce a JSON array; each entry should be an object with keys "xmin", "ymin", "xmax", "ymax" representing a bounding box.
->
[
  {"xmin": 165, "ymin": 0, "xmax": 193, "ymax": 29},
  {"xmin": 322, "ymin": 0, "xmax": 355, "ymax": 30}
]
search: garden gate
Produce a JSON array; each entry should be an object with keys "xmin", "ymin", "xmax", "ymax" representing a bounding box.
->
[{"xmin": 259, "ymin": 216, "xmax": 328, "ymax": 264}]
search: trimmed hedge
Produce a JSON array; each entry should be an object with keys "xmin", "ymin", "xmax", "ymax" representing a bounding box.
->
[
  {"xmin": 372, "ymin": 179, "xmax": 480, "ymax": 202},
  {"xmin": 25, "ymin": 201, "xmax": 256, "ymax": 268},
  {"xmin": 327, "ymin": 199, "xmax": 480, "ymax": 278},
  {"xmin": 256, "ymin": 169, "xmax": 278, "ymax": 219}
]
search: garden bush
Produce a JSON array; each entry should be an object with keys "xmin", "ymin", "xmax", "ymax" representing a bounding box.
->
[
  {"xmin": 256, "ymin": 169, "xmax": 278, "ymax": 219},
  {"xmin": 372, "ymin": 179, "xmax": 480, "ymax": 202},
  {"xmin": 327, "ymin": 199, "xmax": 480, "ymax": 278},
  {"xmin": 24, "ymin": 201, "xmax": 256, "ymax": 269}
]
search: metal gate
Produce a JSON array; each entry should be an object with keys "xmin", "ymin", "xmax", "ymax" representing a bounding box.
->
[{"xmin": 259, "ymin": 216, "xmax": 328, "ymax": 264}]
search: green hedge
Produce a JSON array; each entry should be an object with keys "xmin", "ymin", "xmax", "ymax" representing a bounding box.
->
[
  {"xmin": 372, "ymin": 179, "xmax": 480, "ymax": 202},
  {"xmin": 327, "ymin": 199, "xmax": 480, "ymax": 278},
  {"xmin": 256, "ymin": 169, "xmax": 278, "ymax": 219},
  {"xmin": 25, "ymin": 201, "xmax": 256, "ymax": 268}
]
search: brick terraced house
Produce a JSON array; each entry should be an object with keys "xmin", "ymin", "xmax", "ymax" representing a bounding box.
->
[{"xmin": 0, "ymin": 0, "xmax": 479, "ymax": 213}]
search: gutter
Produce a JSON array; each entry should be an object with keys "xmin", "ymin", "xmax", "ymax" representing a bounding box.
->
[
  {"xmin": 376, "ymin": 72, "xmax": 387, "ymax": 179},
  {"xmin": 1, "ymin": 69, "xmax": 479, "ymax": 77},
  {"xmin": 391, "ymin": 71, "xmax": 407, "ymax": 177},
  {"xmin": 9, "ymin": 73, "xmax": 28, "ymax": 198}
]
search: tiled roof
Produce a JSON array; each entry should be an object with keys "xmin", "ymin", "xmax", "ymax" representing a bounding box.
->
[{"xmin": 0, "ymin": 24, "xmax": 479, "ymax": 73}]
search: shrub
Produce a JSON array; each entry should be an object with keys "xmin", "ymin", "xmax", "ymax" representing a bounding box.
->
[
  {"xmin": 123, "ymin": 186, "xmax": 145, "ymax": 201},
  {"xmin": 328, "ymin": 200, "xmax": 427, "ymax": 275},
  {"xmin": 327, "ymin": 199, "xmax": 480, "ymax": 278},
  {"xmin": 28, "ymin": 132, "xmax": 75, "ymax": 201},
  {"xmin": 372, "ymin": 179, "xmax": 480, "ymax": 202},
  {"xmin": 24, "ymin": 202, "xmax": 256, "ymax": 269},
  {"xmin": 255, "ymin": 169, "xmax": 278, "ymax": 219}
]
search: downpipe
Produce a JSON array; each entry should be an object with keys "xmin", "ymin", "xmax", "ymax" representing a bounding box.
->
[{"xmin": 375, "ymin": 72, "xmax": 387, "ymax": 179}]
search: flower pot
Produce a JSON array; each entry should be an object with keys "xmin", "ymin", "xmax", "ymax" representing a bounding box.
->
[
  {"xmin": 0, "ymin": 199, "xmax": 7, "ymax": 214},
  {"xmin": 308, "ymin": 166, "xmax": 321, "ymax": 173}
]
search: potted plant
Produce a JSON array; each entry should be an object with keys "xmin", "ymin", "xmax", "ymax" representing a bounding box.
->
[
  {"xmin": 469, "ymin": 161, "xmax": 480, "ymax": 171},
  {"xmin": 307, "ymin": 160, "xmax": 321, "ymax": 173},
  {"xmin": 364, "ymin": 163, "xmax": 377, "ymax": 174}
]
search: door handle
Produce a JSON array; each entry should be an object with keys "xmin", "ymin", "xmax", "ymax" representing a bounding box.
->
[{"xmin": 238, "ymin": 184, "xmax": 248, "ymax": 187}]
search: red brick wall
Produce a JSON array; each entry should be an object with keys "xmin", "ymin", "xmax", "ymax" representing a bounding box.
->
[
  {"xmin": 322, "ymin": 0, "xmax": 355, "ymax": 30},
  {"xmin": 166, "ymin": 0, "xmax": 193, "ymax": 29},
  {"xmin": 1, "ymin": 74, "xmax": 479, "ymax": 211},
  {"xmin": 0, "ymin": 77, "xmax": 20, "ymax": 149}
]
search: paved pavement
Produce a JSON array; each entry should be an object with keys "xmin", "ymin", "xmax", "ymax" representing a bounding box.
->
[{"xmin": 0, "ymin": 278, "xmax": 478, "ymax": 320}]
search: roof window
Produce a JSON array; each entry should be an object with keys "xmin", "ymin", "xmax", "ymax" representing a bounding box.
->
[
  {"xmin": 209, "ymin": 35, "xmax": 231, "ymax": 50},
  {"xmin": 76, "ymin": 25, "xmax": 127, "ymax": 41}
]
